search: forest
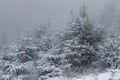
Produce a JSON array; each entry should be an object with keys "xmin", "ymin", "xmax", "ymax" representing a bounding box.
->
[{"xmin": 0, "ymin": 1, "xmax": 120, "ymax": 80}]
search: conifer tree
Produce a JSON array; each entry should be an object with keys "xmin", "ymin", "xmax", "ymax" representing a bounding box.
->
[{"xmin": 50, "ymin": 4, "xmax": 105, "ymax": 71}]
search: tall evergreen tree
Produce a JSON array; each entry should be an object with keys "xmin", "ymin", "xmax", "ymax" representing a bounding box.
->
[{"xmin": 50, "ymin": 4, "xmax": 105, "ymax": 72}]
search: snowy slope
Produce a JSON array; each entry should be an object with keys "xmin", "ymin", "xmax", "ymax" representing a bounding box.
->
[{"xmin": 47, "ymin": 69, "xmax": 120, "ymax": 80}]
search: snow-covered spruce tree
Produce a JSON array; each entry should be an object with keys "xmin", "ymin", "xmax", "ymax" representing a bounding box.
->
[
  {"xmin": 100, "ymin": 32, "xmax": 120, "ymax": 69},
  {"xmin": 0, "ymin": 37, "xmax": 39, "ymax": 80},
  {"xmin": 32, "ymin": 25, "xmax": 63, "ymax": 80},
  {"xmin": 33, "ymin": 25, "xmax": 53, "ymax": 52},
  {"xmin": 0, "ymin": 25, "xmax": 62, "ymax": 80},
  {"xmin": 49, "ymin": 5, "xmax": 105, "ymax": 73}
]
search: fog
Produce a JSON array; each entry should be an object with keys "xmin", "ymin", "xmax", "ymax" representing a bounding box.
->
[{"xmin": 0, "ymin": 0, "xmax": 119, "ymax": 43}]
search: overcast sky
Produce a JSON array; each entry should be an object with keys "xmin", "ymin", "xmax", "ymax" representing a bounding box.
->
[{"xmin": 0, "ymin": 0, "xmax": 119, "ymax": 42}]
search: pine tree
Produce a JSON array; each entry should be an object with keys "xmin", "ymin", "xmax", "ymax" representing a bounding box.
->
[{"xmin": 50, "ymin": 4, "xmax": 105, "ymax": 72}]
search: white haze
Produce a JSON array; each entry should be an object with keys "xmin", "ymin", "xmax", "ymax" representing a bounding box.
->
[{"xmin": 0, "ymin": 0, "xmax": 119, "ymax": 43}]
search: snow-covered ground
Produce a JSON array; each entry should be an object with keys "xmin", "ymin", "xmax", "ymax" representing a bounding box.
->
[{"xmin": 47, "ymin": 69, "xmax": 120, "ymax": 80}]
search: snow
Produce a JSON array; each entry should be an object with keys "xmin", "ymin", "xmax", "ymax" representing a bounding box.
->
[{"xmin": 47, "ymin": 69, "xmax": 120, "ymax": 80}]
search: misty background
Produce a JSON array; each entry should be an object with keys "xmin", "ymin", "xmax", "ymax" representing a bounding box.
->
[
  {"xmin": 0, "ymin": 0, "xmax": 120, "ymax": 43},
  {"xmin": 1, "ymin": 0, "xmax": 120, "ymax": 80}
]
